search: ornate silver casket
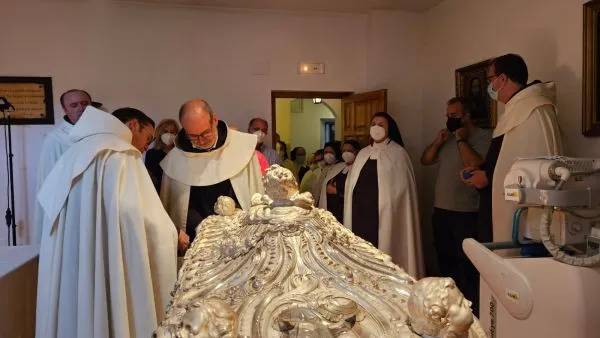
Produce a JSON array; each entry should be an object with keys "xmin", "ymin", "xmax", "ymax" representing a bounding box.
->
[{"xmin": 155, "ymin": 166, "xmax": 487, "ymax": 338}]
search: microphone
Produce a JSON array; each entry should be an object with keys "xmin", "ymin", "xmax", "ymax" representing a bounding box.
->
[{"xmin": 0, "ymin": 97, "xmax": 15, "ymax": 112}]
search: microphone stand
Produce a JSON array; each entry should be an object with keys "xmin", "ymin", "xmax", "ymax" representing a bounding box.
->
[{"xmin": 1, "ymin": 107, "xmax": 16, "ymax": 246}]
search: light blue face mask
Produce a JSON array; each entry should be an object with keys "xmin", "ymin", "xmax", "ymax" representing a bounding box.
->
[
  {"xmin": 487, "ymin": 80, "xmax": 498, "ymax": 101},
  {"xmin": 487, "ymin": 76, "xmax": 503, "ymax": 101}
]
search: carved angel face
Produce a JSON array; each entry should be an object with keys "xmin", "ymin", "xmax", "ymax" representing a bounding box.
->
[
  {"xmin": 183, "ymin": 298, "xmax": 236, "ymax": 337},
  {"xmin": 407, "ymin": 277, "xmax": 474, "ymax": 337},
  {"xmin": 446, "ymin": 289, "xmax": 474, "ymax": 328}
]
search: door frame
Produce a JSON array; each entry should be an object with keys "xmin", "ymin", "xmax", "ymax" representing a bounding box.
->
[{"xmin": 270, "ymin": 90, "xmax": 353, "ymax": 145}]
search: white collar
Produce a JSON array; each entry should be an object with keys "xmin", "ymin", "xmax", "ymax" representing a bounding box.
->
[
  {"xmin": 372, "ymin": 138, "xmax": 389, "ymax": 149},
  {"xmin": 69, "ymin": 106, "xmax": 132, "ymax": 144},
  {"xmin": 161, "ymin": 129, "xmax": 257, "ymax": 186},
  {"xmin": 369, "ymin": 138, "xmax": 390, "ymax": 159},
  {"xmin": 493, "ymin": 82, "xmax": 556, "ymax": 137},
  {"xmin": 342, "ymin": 163, "xmax": 352, "ymax": 174},
  {"xmin": 211, "ymin": 133, "xmax": 219, "ymax": 149}
]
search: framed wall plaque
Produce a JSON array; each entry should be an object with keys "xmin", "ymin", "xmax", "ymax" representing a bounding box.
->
[
  {"xmin": 0, "ymin": 76, "xmax": 54, "ymax": 125},
  {"xmin": 583, "ymin": 0, "xmax": 600, "ymax": 136},
  {"xmin": 455, "ymin": 59, "xmax": 497, "ymax": 129}
]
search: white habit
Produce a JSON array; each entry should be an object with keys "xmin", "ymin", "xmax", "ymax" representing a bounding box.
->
[
  {"xmin": 492, "ymin": 81, "xmax": 564, "ymax": 247},
  {"xmin": 33, "ymin": 118, "xmax": 74, "ymax": 244},
  {"xmin": 344, "ymin": 140, "xmax": 424, "ymax": 278},
  {"xmin": 36, "ymin": 107, "xmax": 178, "ymax": 338},
  {"xmin": 159, "ymin": 128, "xmax": 264, "ymax": 233}
]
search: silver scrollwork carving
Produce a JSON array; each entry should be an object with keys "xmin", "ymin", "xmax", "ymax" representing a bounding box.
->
[{"xmin": 155, "ymin": 165, "xmax": 487, "ymax": 338}]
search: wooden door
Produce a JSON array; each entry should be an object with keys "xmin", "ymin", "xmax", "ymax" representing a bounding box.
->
[{"xmin": 342, "ymin": 89, "xmax": 387, "ymax": 147}]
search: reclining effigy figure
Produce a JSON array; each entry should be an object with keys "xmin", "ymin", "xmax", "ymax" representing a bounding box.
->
[{"xmin": 154, "ymin": 165, "xmax": 487, "ymax": 338}]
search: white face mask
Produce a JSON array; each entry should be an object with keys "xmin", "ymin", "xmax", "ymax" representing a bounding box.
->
[
  {"xmin": 161, "ymin": 133, "xmax": 176, "ymax": 146},
  {"xmin": 342, "ymin": 151, "xmax": 356, "ymax": 164},
  {"xmin": 370, "ymin": 125, "xmax": 386, "ymax": 142},
  {"xmin": 324, "ymin": 153, "xmax": 337, "ymax": 165},
  {"xmin": 253, "ymin": 130, "xmax": 266, "ymax": 144}
]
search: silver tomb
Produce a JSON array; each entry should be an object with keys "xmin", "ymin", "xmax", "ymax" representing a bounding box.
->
[{"xmin": 155, "ymin": 165, "xmax": 487, "ymax": 338}]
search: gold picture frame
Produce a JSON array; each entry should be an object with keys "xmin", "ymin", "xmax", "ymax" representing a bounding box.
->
[
  {"xmin": 455, "ymin": 59, "xmax": 497, "ymax": 129},
  {"xmin": 0, "ymin": 76, "xmax": 54, "ymax": 125},
  {"xmin": 583, "ymin": 0, "xmax": 600, "ymax": 136}
]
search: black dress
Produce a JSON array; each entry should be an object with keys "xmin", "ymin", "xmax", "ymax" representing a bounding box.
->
[
  {"xmin": 298, "ymin": 166, "xmax": 309, "ymax": 184},
  {"xmin": 144, "ymin": 148, "xmax": 167, "ymax": 193},
  {"xmin": 477, "ymin": 135, "xmax": 503, "ymax": 243},
  {"xmin": 326, "ymin": 170, "xmax": 348, "ymax": 223},
  {"xmin": 352, "ymin": 159, "xmax": 379, "ymax": 247}
]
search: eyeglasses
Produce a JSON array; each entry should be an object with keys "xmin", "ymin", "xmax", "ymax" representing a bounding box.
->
[{"xmin": 185, "ymin": 124, "xmax": 214, "ymax": 142}]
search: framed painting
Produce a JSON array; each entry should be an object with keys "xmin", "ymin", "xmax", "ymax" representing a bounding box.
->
[
  {"xmin": 455, "ymin": 59, "xmax": 497, "ymax": 129},
  {"xmin": 583, "ymin": 0, "xmax": 600, "ymax": 136},
  {"xmin": 0, "ymin": 76, "xmax": 54, "ymax": 125}
]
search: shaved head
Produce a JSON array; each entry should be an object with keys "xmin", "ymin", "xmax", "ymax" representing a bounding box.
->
[
  {"xmin": 60, "ymin": 89, "xmax": 92, "ymax": 124},
  {"xmin": 178, "ymin": 99, "xmax": 214, "ymax": 121},
  {"xmin": 179, "ymin": 99, "xmax": 218, "ymax": 149}
]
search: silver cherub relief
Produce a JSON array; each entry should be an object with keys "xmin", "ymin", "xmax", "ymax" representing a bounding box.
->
[{"xmin": 154, "ymin": 165, "xmax": 487, "ymax": 338}]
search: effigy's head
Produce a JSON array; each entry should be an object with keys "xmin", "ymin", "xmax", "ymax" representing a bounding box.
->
[{"xmin": 263, "ymin": 165, "xmax": 299, "ymax": 200}]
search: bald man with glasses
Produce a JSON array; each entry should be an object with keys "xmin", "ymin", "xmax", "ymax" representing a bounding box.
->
[{"xmin": 159, "ymin": 99, "xmax": 264, "ymax": 253}]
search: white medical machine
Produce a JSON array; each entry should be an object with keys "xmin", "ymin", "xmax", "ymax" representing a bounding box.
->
[{"xmin": 463, "ymin": 157, "xmax": 600, "ymax": 338}]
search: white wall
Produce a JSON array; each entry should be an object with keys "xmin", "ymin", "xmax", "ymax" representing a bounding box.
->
[
  {"xmin": 366, "ymin": 11, "xmax": 424, "ymax": 162},
  {"xmin": 0, "ymin": 0, "xmax": 369, "ymax": 245},
  {"xmin": 419, "ymin": 0, "xmax": 594, "ymax": 273},
  {"xmin": 3, "ymin": 0, "xmax": 592, "ymax": 279},
  {"xmin": 365, "ymin": 10, "xmax": 436, "ymax": 272},
  {"xmin": 423, "ymin": 0, "xmax": 589, "ymax": 154},
  {"xmin": 362, "ymin": 0, "xmax": 596, "ymax": 275}
]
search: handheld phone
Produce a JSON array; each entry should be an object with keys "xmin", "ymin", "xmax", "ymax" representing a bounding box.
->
[{"xmin": 462, "ymin": 171, "xmax": 474, "ymax": 180}]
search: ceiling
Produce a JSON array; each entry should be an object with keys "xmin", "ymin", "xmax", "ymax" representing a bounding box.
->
[{"xmin": 114, "ymin": 0, "xmax": 446, "ymax": 13}]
